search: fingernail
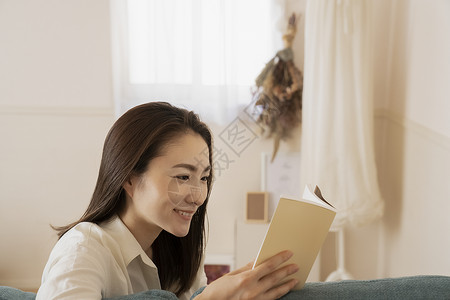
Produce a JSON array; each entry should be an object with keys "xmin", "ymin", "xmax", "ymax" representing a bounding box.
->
[{"xmin": 285, "ymin": 250, "xmax": 294, "ymax": 259}]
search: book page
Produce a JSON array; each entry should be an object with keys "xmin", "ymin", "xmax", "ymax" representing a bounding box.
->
[{"xmin": 281, "ymin": 185, "xmax": 336, "ymax": 212}]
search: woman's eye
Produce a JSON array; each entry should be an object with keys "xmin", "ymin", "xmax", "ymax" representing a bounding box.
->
[
  {"xmin": 201, "ymin": 176, "xmax": 209, "ymax": 182},
  {"xmin": 176, "ymin": 175, "xmax": 189, "ymax": 181}
]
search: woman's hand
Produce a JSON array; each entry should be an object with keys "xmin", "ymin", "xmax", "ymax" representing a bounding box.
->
[{"xmin": 197, "ymin": 250, "xmax": 299, "ymax": 300}]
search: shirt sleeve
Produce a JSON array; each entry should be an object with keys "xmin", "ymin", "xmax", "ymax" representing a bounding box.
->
[
  {"xmin": 36, "ymin": 242, "xmax": 107, "ymax": 300},
  {"xmin": 36, "ymin": 224, "xmax": 116, "ymax": 300}
]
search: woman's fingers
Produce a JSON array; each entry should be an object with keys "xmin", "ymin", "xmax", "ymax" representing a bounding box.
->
[
  {"xmin": 227, "ymin": 262, "xmax": 253, "ymax": 276},
  {"xmin": 199, "ymin": 251, "xmax": 299, "ymax": 300},
  {"xmin": 258, "ymin": 263, "xmax": 299, "ymax": 293},
  {"xmin": 253, "ymin": 250, "xmax": 294, "ymax": 277},
  {"xmin": 244, "ymin": 250, "xmax": 298, "ymax": 298}
]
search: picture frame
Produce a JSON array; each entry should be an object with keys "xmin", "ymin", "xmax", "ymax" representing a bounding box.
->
[{"xmin": 245, "ymin": 191, "xmax": 268, "ymax": 223}]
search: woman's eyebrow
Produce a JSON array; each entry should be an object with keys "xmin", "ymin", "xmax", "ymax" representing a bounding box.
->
[{"xmin": 172, "ymin": 163, "xmax": 211, "ymax": 173}]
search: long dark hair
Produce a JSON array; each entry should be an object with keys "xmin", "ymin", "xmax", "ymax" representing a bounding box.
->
[{"xmin": 54, "ymin": 102, "xmax": 213, "ymax": 296}]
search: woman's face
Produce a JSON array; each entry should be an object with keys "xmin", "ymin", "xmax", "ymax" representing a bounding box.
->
[{"xmin": 121, "ymin": 132, "xmax": 210, "ymax": 245}]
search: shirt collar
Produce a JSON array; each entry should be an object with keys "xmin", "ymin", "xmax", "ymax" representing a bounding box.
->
[{"xmin": 101, "ymin": 215, "xmax": 157, "ymax": 269}]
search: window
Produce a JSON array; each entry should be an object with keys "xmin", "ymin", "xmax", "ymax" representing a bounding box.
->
[{"xmin": 111, "ymin": 0, "xmax": 283, "ymax": 123}]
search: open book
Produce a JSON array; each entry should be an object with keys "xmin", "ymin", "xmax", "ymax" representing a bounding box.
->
[{"xmin": 252, "ymin": 185, "xmax": 336, "ymax": 290}]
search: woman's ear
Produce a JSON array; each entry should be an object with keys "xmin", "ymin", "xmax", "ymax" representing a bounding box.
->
[{"xmin": 123, "ymin": 176, "xmax": 137, "ymax": 199}]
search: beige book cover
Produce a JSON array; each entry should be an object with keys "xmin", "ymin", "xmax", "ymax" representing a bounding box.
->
[{"xmin": 252, "ymin": 185, "xmax": 336, "ymax": 290}]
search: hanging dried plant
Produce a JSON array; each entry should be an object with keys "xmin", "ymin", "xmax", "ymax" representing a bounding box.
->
[{"xmin": 252, "ymin": 13, "xmax": 303, "ymax": 162}]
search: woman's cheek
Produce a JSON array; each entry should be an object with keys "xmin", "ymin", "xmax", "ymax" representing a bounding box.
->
[{"xmin": 167, "ymin": 178, "xmax": 185, "ymax": 206}]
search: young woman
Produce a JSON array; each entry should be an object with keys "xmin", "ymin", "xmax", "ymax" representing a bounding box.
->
[{"xmin": 37, "ymin": 102, "xmax": 298, "ymax": 300}]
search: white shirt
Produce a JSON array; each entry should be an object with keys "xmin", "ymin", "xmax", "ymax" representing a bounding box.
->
[{"xmin": 37, "ymin": 216, "xmax": 207, "ymax": 300}]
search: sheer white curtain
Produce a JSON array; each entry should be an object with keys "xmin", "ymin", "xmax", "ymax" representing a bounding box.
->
[
  {"xmin": 301, "ymin": 0, "xmax": 384, "ymax": 229},
  {"xmin": 110, "ymin": 0, "xmax": 284, "ymax": 123}
]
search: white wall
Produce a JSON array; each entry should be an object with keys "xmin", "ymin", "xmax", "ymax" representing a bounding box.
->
[
  {"xmin": 0, "ymin": 0, "xmax": 114, "ymax": 290},
  {"xmin": 376, "ymin": 0, "xmax": 450, "ymax": 277},
  {"xmin": 344, "ymin": 0, "xmax": 450, "ymax": 279}
]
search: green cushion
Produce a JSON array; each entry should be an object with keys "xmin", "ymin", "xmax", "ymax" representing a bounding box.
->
[
  {"xmin": 0, "ymin": 286, "xmax": 36, "ymax": 300},
  {"xmin": 105, "ymin": 290, "xmax": 178, "ymax": 300},
  {"xmin": 0, "ymin": 286, "xmax": 178, "ymax": 300},
  {"xmin": 2, "ymin": 276, "xmax": 450, "ymax": 299},
  {"xmin": 282, "ymin": 275, "xmax": 450, "ymax": 299},
  {"xmin": 191, "ymin": 275, "xmax": 450, "ymax": 299}
]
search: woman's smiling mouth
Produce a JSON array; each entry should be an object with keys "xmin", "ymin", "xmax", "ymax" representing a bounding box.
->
[{"xmin": 174, "ymin": 209, "xmax": 195, "ymax": 219}]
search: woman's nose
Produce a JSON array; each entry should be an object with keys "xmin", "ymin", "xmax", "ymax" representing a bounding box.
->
[{"xmin": 187, "ymin": 185, "xmax": 204, "ymax": 205}]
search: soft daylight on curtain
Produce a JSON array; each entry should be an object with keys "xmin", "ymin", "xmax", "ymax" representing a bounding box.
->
[{"xmin": 300, "ymin": 0, "xmax": 384, "ymax": 229}]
